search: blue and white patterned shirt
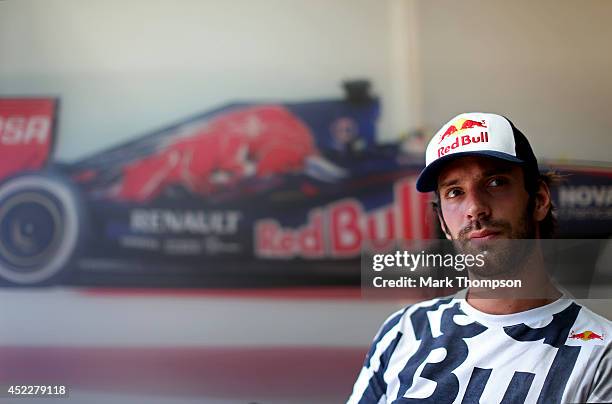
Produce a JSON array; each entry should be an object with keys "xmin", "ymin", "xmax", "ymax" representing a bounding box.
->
[{"xmin": 348, "ymin": 293, "xmax": 611, "ymax": 403}]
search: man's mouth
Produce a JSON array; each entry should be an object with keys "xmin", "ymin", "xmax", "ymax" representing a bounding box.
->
[{"xmin": 468, "ymin": 230, "xmax": 501, "ymax": 240}]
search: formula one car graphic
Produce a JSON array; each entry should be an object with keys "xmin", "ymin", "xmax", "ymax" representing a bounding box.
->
[{"xmin": 0, "ymin": 89, "xmax": 610, "ymax": 287}]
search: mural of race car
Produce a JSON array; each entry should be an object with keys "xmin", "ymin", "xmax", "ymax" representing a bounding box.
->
[{"xmin": 0, "ymin": 90, "xmax": 610, "ymax": 287}]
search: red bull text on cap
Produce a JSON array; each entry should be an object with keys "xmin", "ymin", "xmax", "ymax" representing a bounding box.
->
[{"xmin": 416, "ymin": 112, "xmax": 539, "ymax": 193}]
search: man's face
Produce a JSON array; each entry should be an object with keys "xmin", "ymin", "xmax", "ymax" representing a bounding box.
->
[{"xmin": 436, "ymin": 156, "xmax": 536, "ymax": 277}]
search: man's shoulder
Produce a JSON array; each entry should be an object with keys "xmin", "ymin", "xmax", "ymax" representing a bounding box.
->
[
  {"xmin": 377, "ymin": 295, "xmax": 459, "ymax": 332},
  {"xmin": 571, "ymin": 300, "xmax": 612, "ymax": 345},
  {"xmin": 573, "ymin": 300, "xmax": 612, "ymax": 324}
]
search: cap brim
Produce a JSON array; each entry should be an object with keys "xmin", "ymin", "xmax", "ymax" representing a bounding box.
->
[{"xmin": 415, "ymin": 151, "xmax": 525, "ymax": 192}]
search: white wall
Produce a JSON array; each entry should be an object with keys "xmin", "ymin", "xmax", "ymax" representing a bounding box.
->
[
  {"xmin": 416, "ymin": 0, "xmax": 612, "ymax": 163},
  {"xmin": 0, "ymin": 0, "xmax": 412, "ymax": 161},
  {"xmin": 1, "ymin": 0, "xmax": 610, "ymax": 163}
]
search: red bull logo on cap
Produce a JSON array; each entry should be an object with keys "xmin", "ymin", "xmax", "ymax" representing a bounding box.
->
[
  {"xmin": 438, "ymin": 118, "xmax": 487, "ymax": 144},
  {"xmin": 569, "ymin": 330, "xmax": 604, "ymax": 341},
  {"xmin": 436, "ymin": 118, "xmax": 489, "ymax": 158}
]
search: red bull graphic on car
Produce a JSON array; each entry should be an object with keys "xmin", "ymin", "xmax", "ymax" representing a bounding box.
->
[{"xmin": 255, "ymin": 179, "xmax": 432, "ymax": 258}]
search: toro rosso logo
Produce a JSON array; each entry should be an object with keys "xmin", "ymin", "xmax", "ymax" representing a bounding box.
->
[{"xmin": 437, "ymin": 118, "xmax": 489, "ymax": 158}]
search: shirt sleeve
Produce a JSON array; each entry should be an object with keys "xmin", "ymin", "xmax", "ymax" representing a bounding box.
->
[
  {"xmin": 346, "ymin": 308, "xmax": 407, "ymax": 404},
  {"xmin": 587, "ymin": 344, "xmax": 611, "ymax": 403}
]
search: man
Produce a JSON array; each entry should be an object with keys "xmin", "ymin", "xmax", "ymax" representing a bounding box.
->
[{"xmin": 348, "ymin": 113, "xmax": 611, "ymax": 403}]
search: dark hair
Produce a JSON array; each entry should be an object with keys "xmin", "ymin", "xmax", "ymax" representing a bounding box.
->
[
  {"xmin": 533, "ymin": 171, "xmax": 561, "ymax": 238},
  {"xmin": 430, "ymin": 170, "xmax": 561, "ymax": 238}
]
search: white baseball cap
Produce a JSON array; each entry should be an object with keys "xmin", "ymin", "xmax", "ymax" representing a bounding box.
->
[{"xmin": 416, "ymin": 112, "xmax": 539, "ymax": 192}]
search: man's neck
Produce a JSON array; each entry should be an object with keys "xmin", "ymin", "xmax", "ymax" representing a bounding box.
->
[
  {"xmin": 466, "ymin": 246, "xmax": 563, "ymax": 315},
  {"xmin": 466, "ymin": 293, "xmax": 562, "ymax": 315}
]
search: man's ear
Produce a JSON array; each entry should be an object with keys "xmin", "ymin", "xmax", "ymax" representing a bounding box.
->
[
  {"xmin": 437, "ymin": 211, "xmax": 452, "ymax": 240},
  {"xmin": 533, "ymin": 180, "xmax": 552, "ymax": 222},
  {"xmin": 432, "ymin": 196, "xmax": 452, "ymax": 240}
]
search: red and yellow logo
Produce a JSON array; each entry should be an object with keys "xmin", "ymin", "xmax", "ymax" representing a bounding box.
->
[
  {"xmin": 436, "ymin": 117, "xmax": 489, "ymax": 158},
  {"xmin": 438, "ymin": 118, "xmax": 487, "ymax": 144},
  {"xmin": 568, "ymin": 330, "xmax": 604, "ymax": 341}
]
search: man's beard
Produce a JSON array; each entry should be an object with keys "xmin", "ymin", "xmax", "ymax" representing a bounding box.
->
[{"xmin": 453, "ymin": 211, "xmax": 537, "ymax": 279}]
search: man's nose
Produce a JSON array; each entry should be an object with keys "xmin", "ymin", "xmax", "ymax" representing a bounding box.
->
[{"xmin": 465, "ymin": 189, "xmax": 491, "ymax": 221}]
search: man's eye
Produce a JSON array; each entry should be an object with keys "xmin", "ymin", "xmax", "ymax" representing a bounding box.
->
[
  {"xmin": 488, "ymin": 178, "xmax": 506, "ymax": 187},
  {"xmin": 445, "ymin": 188, "xmax": 462, "ymax": 198}
]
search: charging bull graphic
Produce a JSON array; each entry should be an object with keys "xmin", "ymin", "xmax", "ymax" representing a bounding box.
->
[
  {"xmin": 116, "ymin": 105, "xmax": 319, "ymax": 201},
  {"xmin": 438, "ymin": 118, "xmax": 487, "ymax": 144},
  {"xmin": 569, "ymin": 330, "xmax": 604, "ymax": 341}
]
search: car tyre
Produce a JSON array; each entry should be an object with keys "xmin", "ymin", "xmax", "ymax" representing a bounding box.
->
[{"xmin": 0, "ymin": 172, "xmax": 84, "ymax": 286}]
